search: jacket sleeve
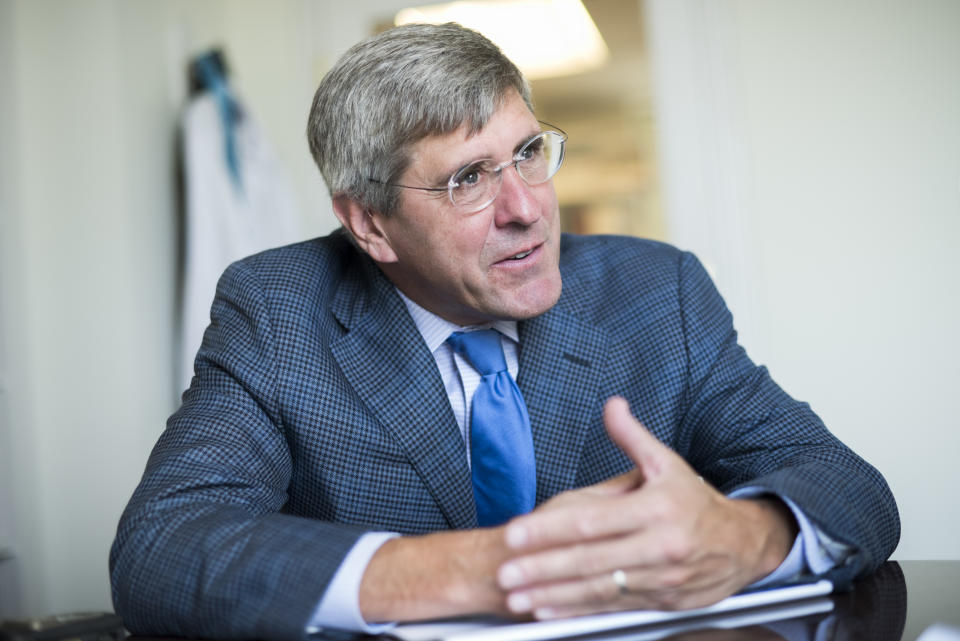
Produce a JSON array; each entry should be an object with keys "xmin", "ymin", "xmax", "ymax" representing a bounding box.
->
[
  {"xmin": 672, "ymin": 251, "xmax": 900, "ymax": 586},
  {"xmin": 110, "ymin": 260, "xmax": 370, "ymax": 641}
]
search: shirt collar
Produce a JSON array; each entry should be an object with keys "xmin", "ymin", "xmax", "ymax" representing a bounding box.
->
[{"xmin": 395, "ymin": 288, "xmax": 519, "ymax": 353}]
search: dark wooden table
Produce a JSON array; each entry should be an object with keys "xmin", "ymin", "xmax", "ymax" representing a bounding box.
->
[
  {"xmin": 372, "ymin": 561, "xmax": 960, "ymax": 640},
  {"xmin": 897, "ymin": 561, "xmax": 960, "ymax": 639},
  {"xmin": 610, "ymin": 561, "xmax": 960, "ymax": 640},
  {"xmin": 124, "ymin": 560, "xmax": 960, "ymax": 641}
]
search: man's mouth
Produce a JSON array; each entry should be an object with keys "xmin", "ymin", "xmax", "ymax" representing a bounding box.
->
[{"xmin": 494, "ymin": 243, "xmax": 542, "ymax": 267}]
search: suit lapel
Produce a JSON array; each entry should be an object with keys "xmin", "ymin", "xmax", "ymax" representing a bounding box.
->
[
  {"xmin": 518, "ymin": 304, "xmax": 609, "ymax": 504},
  {"xmin": 330, "ymin": 256, "xmax": 476, "ymax": 529}
]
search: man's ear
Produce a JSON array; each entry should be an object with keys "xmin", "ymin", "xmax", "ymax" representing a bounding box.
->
[{"xmin": 332, "ymin": 194, "xmax": 398, "ymax": 264}]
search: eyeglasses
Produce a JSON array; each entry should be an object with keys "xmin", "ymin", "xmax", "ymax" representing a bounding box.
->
[{"xmin": 369, "ymin": 126, "xmax": 567, "ymax": 214}]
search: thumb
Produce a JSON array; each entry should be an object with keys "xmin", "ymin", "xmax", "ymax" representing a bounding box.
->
[{"xmin": 603, "ymin": 396, "xmax": 672, "ymax": 480}]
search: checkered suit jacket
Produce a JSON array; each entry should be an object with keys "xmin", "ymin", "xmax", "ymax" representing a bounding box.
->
[{"xmin": 110, "ymin": 231, "xmax": 899, "ymax": 640}]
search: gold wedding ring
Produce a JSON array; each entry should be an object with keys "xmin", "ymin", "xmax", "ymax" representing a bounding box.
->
[{"xmin": 612, "ymin": 569, "xmax": 629, "ymax": 595}]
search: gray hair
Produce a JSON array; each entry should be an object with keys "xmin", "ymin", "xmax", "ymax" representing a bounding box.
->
[{"xmin": 306, "ymin": 22, "xmax": 533, "ymax": 216}]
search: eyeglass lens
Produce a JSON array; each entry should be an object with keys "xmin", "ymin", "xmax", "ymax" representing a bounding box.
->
[{"xmin": 448, "ymin": 131, "xmax": 565, "ymax": 212}]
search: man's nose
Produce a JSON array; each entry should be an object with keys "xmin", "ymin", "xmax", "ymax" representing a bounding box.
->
[{"xmin": 493, "ymin": 164, "xmax": 542, "ymax": 227}]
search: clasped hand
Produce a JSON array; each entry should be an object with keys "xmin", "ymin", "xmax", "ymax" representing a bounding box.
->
[{"xmin": 495, "ymin": 397, "xmax": 796, "ymax": 620}]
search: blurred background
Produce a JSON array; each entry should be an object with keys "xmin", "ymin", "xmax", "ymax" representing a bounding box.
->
[{"xmin": 0, "ymin": 0, "xmax": 957, "ymax": 620}]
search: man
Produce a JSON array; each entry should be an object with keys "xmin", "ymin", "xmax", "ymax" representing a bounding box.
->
[{"xmin": 110, "ymin": 23, "xmax": 899, "ymax": 640}]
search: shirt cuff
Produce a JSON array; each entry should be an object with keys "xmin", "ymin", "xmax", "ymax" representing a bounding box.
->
[
  {"xmin": 306, "ymin": 531, "xmax": 399, "ymax": 634},
  {"xmin": 730, "ymin": 487, "xmax": 853, "ymax": 585}
]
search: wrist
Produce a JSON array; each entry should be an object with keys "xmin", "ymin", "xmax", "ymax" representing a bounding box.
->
[
  {"xmin": 735, "ymin": 496, "xmax": 799, "ymax": 583},
  {"xmin": 359, "ymin": 527, "xmax": 511, "ymax": 622}
]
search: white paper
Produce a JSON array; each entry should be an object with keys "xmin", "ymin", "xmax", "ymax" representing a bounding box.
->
[{"xmin": 390, "ymin": 579, "xmax": 834, "ymax": 641}]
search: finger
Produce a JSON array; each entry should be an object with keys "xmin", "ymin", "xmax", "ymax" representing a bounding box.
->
[
  {"xmin": 503, "ymin": 572, "xmax": 624, "ymax": 615},
  {"xmin": 505, "ymin": 572, "xmax": 695, "ymax": 617},
  {"xmin": 510, "ymin": 569, "xmax": 736, "ymax": 619},
  {"xmin": 603, "ymin": 397, "xmax": 675, "ymax": 480},
  {"xmin": 499, "ymin": 528, "xmax": 668, "ymax": 590},
  {"xmin": 623, "ymin": 564, "xmax": 738, "ymax": 604},
  {"xmin": 501, "ymin": 519, "xmax": 742, "ymax": 592},
  {"xmin": 502, "ymin": 400, "xmax": 662, "ymax": 553},
  {"xmin": 589, "ymin": 468, "xmax": 645, "ymax": 494},
  {"xmin": 532, "ymin": 470, "xmax": 643, "ymax": 514},
  {"xmin": 504, "ymin": 465, "xmax": 695, "ymax": 554},
  {"xmin": 504, "ymin": 487, "xmax": 651, "ymax": 553},
  {"xmin": 554, "ymin": 469, "xmax": 643, "ymax": 500}
]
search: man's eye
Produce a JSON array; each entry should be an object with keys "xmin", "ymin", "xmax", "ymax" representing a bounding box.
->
[
  {"xmin": 518, "ymin": 137, "xmax": 544, "ymax": 162},
  {"xmin": 453, "ymin": 164, "xmax": 487, "ymax": 188}
]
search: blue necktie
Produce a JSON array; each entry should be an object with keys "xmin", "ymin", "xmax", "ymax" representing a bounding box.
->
[{"xmin": 447, "ymin": 329, "xmax": 536, "ymax": 526}]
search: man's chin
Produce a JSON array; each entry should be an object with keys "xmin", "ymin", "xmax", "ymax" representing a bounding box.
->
[{"xmin": 494, "ymin": 277, "xmax": 563, "ymax": 321}]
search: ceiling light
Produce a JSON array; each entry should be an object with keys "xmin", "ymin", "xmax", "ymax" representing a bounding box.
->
[{"xmin": 395, "ymin": 0, "xmax": 609, "ymax": 80}]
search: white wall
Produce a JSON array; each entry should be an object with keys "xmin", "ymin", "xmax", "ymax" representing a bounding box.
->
[
  {"xmin": 0, "ymin": 0, "xmax": 415, "ymax": 619},
  {"xmin": 0, "ymin": 0, "xmax": 22, "ymax": 612},
  {"xmin": 646, "ymin": 0, "xmax": 960, "ymax": 559}
]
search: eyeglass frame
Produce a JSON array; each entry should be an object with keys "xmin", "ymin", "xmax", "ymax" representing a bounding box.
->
[{"xmin": 367, "ymin": 122, "xmax": 567, "ymax": 214}]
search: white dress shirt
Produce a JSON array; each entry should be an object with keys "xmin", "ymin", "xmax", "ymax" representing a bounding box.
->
[{"xmin": 307, "ymin": 291, "xmax": 850, "ymax": 633}]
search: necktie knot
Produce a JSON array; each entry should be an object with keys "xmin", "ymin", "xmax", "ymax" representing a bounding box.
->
[{"xmin": 447, "ymin": 329, "xmax": 507, "ymax": 376}]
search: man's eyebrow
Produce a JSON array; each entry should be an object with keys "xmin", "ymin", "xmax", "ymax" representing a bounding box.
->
[
  {"xmin": 431, "ymin": 126, "xmax": 544, "ymax": 186},
  {"xmin": 430, "ymin": 154, "xmax": 488, "ymax": 188},
  {"xmin": 428, "ymin": 159, "xmax": 473, "ymax": 187},
  {"xmin": 513, "ymin": 127, "xmax": 543, "ymax": 154}
]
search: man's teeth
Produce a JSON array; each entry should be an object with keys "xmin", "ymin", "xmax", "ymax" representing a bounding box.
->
[{"xmin": 511, "ymin": 250, "xmax": 532, "ymax": 260}]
